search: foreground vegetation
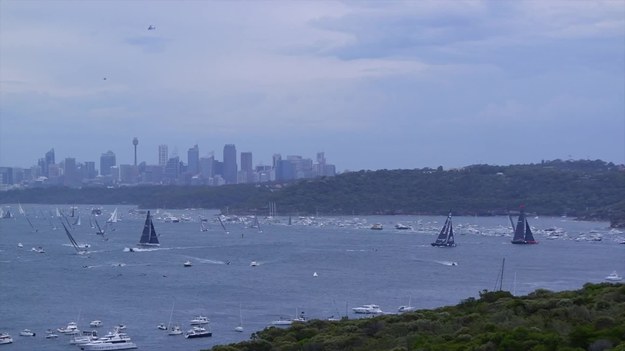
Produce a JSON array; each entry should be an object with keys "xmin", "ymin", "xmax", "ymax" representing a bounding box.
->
[
  {"xmin": 1, "ymin": 159, "xmax": 624, "ymax": 225},
  {"xmin": 208, "ymin": 283, "xmax": 625, "ymax": 351}
]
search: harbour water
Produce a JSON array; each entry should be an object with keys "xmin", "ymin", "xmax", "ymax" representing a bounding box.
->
[{"xmin": 1, "ymin": 204, "xmax": 624, "ymax": 350}]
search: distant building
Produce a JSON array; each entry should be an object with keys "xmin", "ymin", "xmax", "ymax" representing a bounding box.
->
[
  {"xmin": 83, "ymin": 161, "xmax": 97, "ymax": 179},
  {"xmin": 240, "ymin": 152, "xmax": 253, "ymax": 183},
  {"xmin": 100, "ymin": 151, "xmax": 116, "ymax": 176},
  {"xmin": 158, "ymin": 145, "xmax": 168, "ymax": 167},
  {"xmin": 187, "ymin": 144, "xmax": 199, "ymax": 175},
  {"xmin": 223, "ymin": 144, "xmax": 237, "ymax": 184},
  {"xmin": 63, "ymin": 157, "xmax": 80, "ymax": 187},
  {"xmin": 199, "ymin": 155, "xmax": 214, "ymax": 179},
  {"xmin": 164, "ymin": 156, "xmax": 181, "ymax": 183},
  {"xmin": 44, "ymin": 148, "xmax": 55, "ymax": 177}
]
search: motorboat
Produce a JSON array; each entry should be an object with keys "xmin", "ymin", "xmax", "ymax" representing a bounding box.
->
[
  {"xmin": 250, "ymin": 261, "xmax": 258, "ymax": 267},
  {"xmin": 17, "ymin": 242, "xmax": 23, "ymax": 248},
  {"xmin": 71, "ymin": 331, "xmax": 99, "ymax": 345},
  {"xmin": 352, "ymin": 304, "xmax": 383, "ymax": 314},
  {"xmin": 605, "ymin": 271, "xmax": 623, "ymax": 282},
  {"xmin": 157, "ymin": 323, "xmax": 167, "ymax": 330},
  {"xmin": 183, "ymin": 260, "xmax": 192, "ymax": 267},
  {"xmin": 90, "ymin": 320, "xmax": 103, "ymax": 328},
  {"xmin": 189, "ymin": 316, "xmax": 209, "ymax": 325},
  {"xmin": 79, "ymin": 331, "xmax": 137, "ymax": 350},
  {"xmin": 0, "ymin": 333, "xmax": 13, "ymax": 344},
  {"xmin": 370, "ymin": 223, "xmax": 383, "ymax": 230},
  {"xmin": 184, "ymin": 326, "xmax": 212, "ymax": 339},
  {"xmin": 45, "ymin": 332, "xmax": 59, "ymax": 339},
  {"xmin": 270, "ymin": 317, "xmax": 293, "ymax": 326},
  {"xmin": 58, "ymin": 321, "xmax": 80, "ymax": 334},
  {"xmin": 31, "ymin": 246, "xmax": 45, "ymax": 253},
  {"xmin": 395, "ymin": 223, "xmax": 411, "ymax": 230},
  {"xmin": 19, "ymin": 329, "xmax": 36, "ymax": 337},
  {"xmin": 167, "ymin": 325, "xmax": 182, "ymax": 336}
]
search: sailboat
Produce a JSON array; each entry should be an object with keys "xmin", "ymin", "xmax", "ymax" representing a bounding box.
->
[
  {"xmin": 510, "ymin": 206, "xmax": 538, "ymax": 244},
  {"xmin": 217, "ymin": 215, "xmax": 229, "ymax": 234},
  {"xmin": 61, "ymin": 222, "xmax": 88, "ymax": 255},
  {"xmin": 107, "ymin": 208, "xmax": 119, "ymax": 224},
  {"xmin": 431, "ymin": 211, "xmax": 456, "ymax": 247},
  {"xmin": 18, "ymin": 203, "xmax": 38, "ymax": 232},
  {"xmin": 138, "ymin": 211, "xmax": 160, "ymax": 246},
  {"xmin": 234, "ymin": 304, "xmax": 244, "ymax": 332}
]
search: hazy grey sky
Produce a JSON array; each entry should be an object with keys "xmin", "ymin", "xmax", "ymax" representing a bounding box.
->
[{"xmin": 1, "ymin": 0, "xmax": 623, "ymax": 171}]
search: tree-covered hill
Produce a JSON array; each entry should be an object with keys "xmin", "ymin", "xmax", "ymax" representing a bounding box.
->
[
  {"xmin": 1, "ymin": 159, "xmax": 624, "ymax": 224},
  {"xmin": 208, "ymin": 283, "xmax": 625, "ymax": 351}
]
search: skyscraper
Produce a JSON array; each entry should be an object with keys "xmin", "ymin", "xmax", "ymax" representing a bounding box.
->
[
  {"xmin": 43, "ymin": 148, "xmax": 55, "ymax": 177},
  {"xmin": 223, "ymin": 144, "xmax": 237, "ymax": 184},
  {"xmin": 100, "ymin": 150, "xmax": 116, "ymax": 176},
  {"xmin": 158, "ymin": 145, "xmax": 168, "ymax": 167},
  {"xmin": 187, "ymin": 144, "xmax": 199, "ymax": 175},
  {"xmin": 240, "ymin": 152, "xmax": 253, "ymax": 184}
]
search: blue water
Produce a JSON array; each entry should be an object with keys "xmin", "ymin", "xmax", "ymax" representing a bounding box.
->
[{"xmin": 1, "ymin": 205, "xmax": 624, "ymax": 350}]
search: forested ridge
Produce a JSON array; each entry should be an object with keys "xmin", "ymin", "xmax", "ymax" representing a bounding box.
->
[
  {"xmin": 207, "ymin": 283, "xmax": 625, "ymax": 351},
  {"xmin": 1, "ymin": 159, "xmax": 624, "ymax": 225}
]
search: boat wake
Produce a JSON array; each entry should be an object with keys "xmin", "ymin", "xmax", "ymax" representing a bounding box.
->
[
  {"xmin": 193, "ymin": 258, "xmax": 227, "ymax": 265},
  {"xmin": 434, "ymin": 260, "xmax": 459, "ymax": 266}
]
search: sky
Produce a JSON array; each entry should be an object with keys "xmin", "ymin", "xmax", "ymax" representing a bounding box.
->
[{"xmin": 1, "ymin": 0, "xmax": 624, "ymax": 172}]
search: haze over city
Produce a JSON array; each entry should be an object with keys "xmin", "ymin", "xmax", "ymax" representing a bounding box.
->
[{"xmin": 1, "ymin": 0, "xmax": 624, "ymax": 171}]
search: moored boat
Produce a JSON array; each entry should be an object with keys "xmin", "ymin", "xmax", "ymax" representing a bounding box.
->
[
  {"xmin": 605, "ymin": 271, "xmax": 623, "ymax": 282},
  {"xmin": 352, "ymin": 304, "xmax": 383, "ymax": 314},
  {"xmin": 184, "ymin": 326, "xmax": 212, "ymax": 339},
  {"xmin": 0, "ymin": 333, "xmax": 13, "ymax": 344}
]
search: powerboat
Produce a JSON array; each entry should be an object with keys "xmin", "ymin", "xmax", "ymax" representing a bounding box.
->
[
  {"xmin": 157, "ymin": 323, "xmax": 167, "ymax": 330},
  {"xmin": 352, "ymin": 304, "xmax": 383, "ymax": 314},
  {"xmin": 370, "ymin": 223, "xmax": 383, "ymax": 230},
  {"xmin": 184, "ymin": 326, "xmax": 212, "ymax": 339},
  {"xmin": 79, "ymin": 331, "xmax": 137, "ymax": 350},
  {"xmin": 0, "ymin": 333, "xmax": 13, "ymax": 344},
  {"xmin": 395, "ymin": 223, "xmax": 411, "ymax": 230},
  {"xmin": 183, "ymin": 260, "xmax": 192, "ymax": 267},
  {"xmin": 270, "ymin": 317, "xmax": 293, "ymax": 326},
  {"xmin": 250, "ymin": 261, "xmax": 258, "ymax": 267},
  {"xmin": 31, "ymin": 246, "xmax": 45, "ymax": 253},
  {"xmin": 19, "ymin": 329, "xmax": 36, "ymax": 337},
  {"xmin": 605, "ymin": 271, "xmax": 623, "ymax": 282},
  {"xmin": 90, "ymin": 320, "xmax": 103, "ymax": 328},
  {"xmin": 189, "ymin": 316, "xmax": 209, "ymax": 325},
  {"xmin": 45, "ymin": 329, "xmax": 59, "ymax": 339},
  {"xmin": 58, "ymin": 321, "xmax": 80, "ymax": 334}
]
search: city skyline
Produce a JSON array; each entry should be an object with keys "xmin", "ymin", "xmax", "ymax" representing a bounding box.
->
[{"xmin": 1, "ymin": 1, "xmax": 624, "ymax": 170}]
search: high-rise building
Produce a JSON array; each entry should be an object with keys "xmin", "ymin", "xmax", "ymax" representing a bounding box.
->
[
  {"xmin": 43, "ymin": 148, "xmax": 55, "ymax": 177},
  {"xmin": 199, "ymin": 155, "xmax": 214, "ymax": 179},
  {"xmin": 187, "ymin": 144, "xmax": 199, "ymax": 175},
  {"xmin": 63, "ymin": 157, "xmax": 79, "ymax": 186},
  {"xmin": 100, "ymin": 150, "xmax": 116, "ymax": 176},
  {"xmin": 158, "ymin": 145, "xmax": 168, "ymax": 167},
  {"xmin": 83, "ymin": 161, "xmax": 97, "ymax": 179},
  {"xmin": 240, "ymin": 151, "xmax": 253, "ymax": 183},
  {"xmin": 223, "ymin": 144, "xmax": 237, "ymax": 184},
  {"xmin": 164, "ymin": 156, "xmax": 180, "ymax": 182}
]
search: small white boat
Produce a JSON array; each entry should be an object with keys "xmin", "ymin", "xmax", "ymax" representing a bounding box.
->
[
  {"xmin": 45, "ymin": 329, "xmax": 59, "ymax": 339},
  {"xmin": 17, "ymin": 242, "xmax": 23, "ymax": 248},
  {"xmin": 605, "ymin": 271, "xmax": 623, "ymax": 281},
  {"xmin": 250, "ymin": 261, "xmax": 258, "ymax": 267},
  {"xmin": 31, "ymin": 246, "xmax": 45, "ymax": 253},
  {"xmin": 395, "ymin": 223, "xmax": 411, "ymax": 230},
  {"xmin": 0, "ymin": 333, "xmax": 13, "ymax": 344},
  {"xmin": 157, "ymin": 323, "xmax": 167, "ymax": 330},
  {"xmin": 270, "ymin": 317, "xmax": 292, "ymax": 326},
  {"xmin": 183, "ymin": 260, "xmax": 192, "ymax": 267},
  {"xmin": 352, "ymin": 304, "xmax": 383, "ymax": 314},
  {"xmin": 167, "ymin": 325, "xmax": 182, "ymax": 336},
  {"xmin": 189, "ymin": 316, "xmax": 209, "ymax": 325},
  {"xmin": 19, "ymin": 329, "xmax": 36, "ymax": 337},
  {"xmin": 370, "ymin": 223, "xmax": 383, "ymax": 230},
  {"xmin": 398, "ymin": 296, "xmax": 417, "ymax": 313},
  {"xmin": 90, "ymin": 320, "xmax": 103, "ymax": 328},
  {"xmin": 313, "ymin": 272, "xmax": 318, "ymax": 277},
  {"xmin": 58, "ymin": 321, "xmax": 80, "ymax": 334}
]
